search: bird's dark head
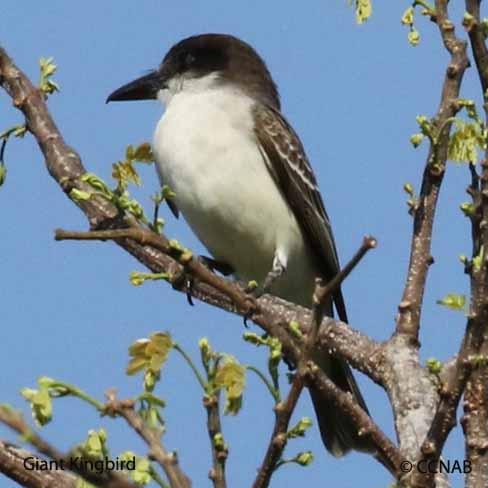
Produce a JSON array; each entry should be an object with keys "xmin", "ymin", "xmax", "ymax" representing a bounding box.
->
[{"xmin": 106, "ymin": 33, "xmax": 280, "ymax": 109}]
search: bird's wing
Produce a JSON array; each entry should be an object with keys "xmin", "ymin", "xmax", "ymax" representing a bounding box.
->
[{"xmin": 253, "ymin": 104, "xmax": 348, "ymax": 322}]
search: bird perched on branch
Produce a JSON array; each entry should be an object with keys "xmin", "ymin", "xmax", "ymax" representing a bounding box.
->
[{"xmin": 107, "ymin": 33, "xmax": 372, "ymax": 457}]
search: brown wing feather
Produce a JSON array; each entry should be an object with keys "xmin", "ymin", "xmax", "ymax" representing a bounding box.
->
[{"xmin": 253, "ymin": 105, "xmax": 348, "ymax": 322}]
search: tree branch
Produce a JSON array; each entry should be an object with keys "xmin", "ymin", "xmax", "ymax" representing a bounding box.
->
[
  {"xmin": 307, "ymin": 366, "xmax": 403, "ymax": 478},
  {"xmin": 252, "ymin": 377, "xmax": 304, "ymax": 488},
  {"xmin": 203, "ymin": 393, "xmax": 227, "ymax": 488},
  {"xmin": 54, "ymin": 227, "xmax": 383, "ymax": 384},
  {"xmin": 0, "ymin": 406, "xmax": 138, "ymax": 488},
  {"xmin": 0, "ymin": 440, "xmax": 78, "ymax": 488},
  {"xmin": 395, "ymin": 0, "xmax": 469, "ymax": 340},
  {"xmin": 104, "ymin": 391, "xmax": 191, "ymax": 488},
  {"xmin": 465, "ymin": 0, "xmax": 488, "ymax": 93},
  {"xmin": 461, "ymin": 3, "xmax": 488, "ymax": 486},
  {"xmin": 462, "ymin": 342, "xmax": 488, "ymax": 488}
]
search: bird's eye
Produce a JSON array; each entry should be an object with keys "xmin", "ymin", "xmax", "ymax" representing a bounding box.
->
[{"xmin": 185, "ymin": 52, "xmax": 196, "ymax": 66}]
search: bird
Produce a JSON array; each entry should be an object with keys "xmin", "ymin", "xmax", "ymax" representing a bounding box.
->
[{"xmin": 107, "ymin": 33, "xmax": 372, "ymax": 457}]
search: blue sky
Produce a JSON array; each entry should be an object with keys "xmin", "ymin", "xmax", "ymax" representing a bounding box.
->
[{"xmin": 0, "ymin": 1, "xmax": 478, "ymax": 487}]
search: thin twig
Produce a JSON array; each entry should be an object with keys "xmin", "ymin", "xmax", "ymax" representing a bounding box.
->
[
  {"xmin": 253, "ymin": 237, "xmax": 378, "ymax": 487},
  {"xmin": 251, "ymin": 377, "xmax": 304, "ymax": 488},
  {"xmin": 203, "ymin": 393, "xmax": 227, "ymax": 488},
  {"xmin": 104, "ymin": 391, "xmax": 191, "ymax": 488},
  {"xmin": 395, "ymin": 0, "xmax": 469, "ymax": 340},
  {"xmin": 310, "ymin": 235, "xmax": 377, "ymax": 346},
  {"xmin": 55, "ymin": 227, "xmax": 250, "ymax": 312}
]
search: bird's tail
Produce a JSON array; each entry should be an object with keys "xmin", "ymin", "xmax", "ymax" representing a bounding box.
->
[{"xmin": 309, "ymin": 352, "xmax": 373, "ymax": 457}]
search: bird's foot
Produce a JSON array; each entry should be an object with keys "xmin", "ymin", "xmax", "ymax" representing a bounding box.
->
[
  {"xmin": 242, "ymin": 291, "xmax": 259, "ymax": 328},
  {"xmin": 171, "ymin": 268, "xmax": 195, "ymax": 306},
  {"xmin": 262, "ymin": 254, "xmax": 286, "ymax": 293},
  {"xmin": 199, "ymin": 255, "xmax": 234, "ymax": 276}
]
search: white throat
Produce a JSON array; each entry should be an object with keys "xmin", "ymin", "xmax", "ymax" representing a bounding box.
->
[{"xmin": 156, "ymin": 71, "xmax": 222, "ymax": 106}]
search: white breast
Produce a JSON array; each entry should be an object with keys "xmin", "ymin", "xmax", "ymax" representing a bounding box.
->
[{"xmin": 152, "ymin": 80, "xmax": 316, "ymax": 305}]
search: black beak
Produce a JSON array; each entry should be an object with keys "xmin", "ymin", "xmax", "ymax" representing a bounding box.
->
[{"xmin": 106, "ymin": 70, "xmax": 163, "ymax": 103}]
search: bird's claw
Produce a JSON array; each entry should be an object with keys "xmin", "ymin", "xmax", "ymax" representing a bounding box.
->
[
  {"xmin": 172, "ymin": 269, "xmax": 194, "ymax": 306},
  {"xmin": 242, "ymin": 290, "xmax": 259, "ymax": 327}
]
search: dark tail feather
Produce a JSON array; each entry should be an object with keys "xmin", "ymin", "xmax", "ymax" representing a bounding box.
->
[
  {"xmin": 333, "ymin": 286, "xmax": 348, "ymax": 324},
  {"xmin": 309, "ymin": 354, "xmax": 373, "ymax": 457}
]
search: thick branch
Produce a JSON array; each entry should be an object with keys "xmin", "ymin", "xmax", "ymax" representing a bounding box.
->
[
  {"xmin": 462, "ymin": 3, "xmax": 488, "ymax": 486},
  {"xmin": 308, "ymin": 365, "xmax": 403, "ymax": 478},
  {"xmin": 465, "ymin": 0, "xmax": 488, "ymax": 93},
  {"xmin": 54, "ymin": 227, "xmax": 384, "ymax": 384},
  {"xmin": 0, "ymin": 440, "xmax": 78, "ymax": 488},
  {"xmin": 462, "ymin": 341, "xmax": 488, "ymax": 488},
  {"xmin": 0, "ymin": 406, "xmax": 138, "ymax": 488}
]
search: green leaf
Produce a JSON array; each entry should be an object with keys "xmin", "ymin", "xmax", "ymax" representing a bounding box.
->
[
  {"xmin": 126, "ymin": 356, "xmax": 149, "ymax": 375},
  {"xmin": 425, "ymin": 358, "xmax": 442, "ymax": 375},
  {"xmin": 128, "ymin": 271, "xmax": 168, "ymax": 286},
  {"xmin": 119, "ymin": 452, "xmax": 152, "ymax": 485},
  {"xmin": 354, "ymin": 0, "xmax": 372, "ymax": 24},
  {"xmin": 410, "ymin": 133, "xmax": 424, "ymax": 148},
  {"xmin": 81, "ymin": 173, "xmax": 112, "ymax": 197},
  {"xmin": 287, "ymin": 417, "xmax": 312, "ymax": 439},
  {"xmin": 83, "ymin": 429, "xmax": 107, "ymax": 458},
  {"xmin": 161, "ymin": 184, "xmax": 176, "ymax": 199},
  {"xmin": 472, "ymin": 249, "xmax": 483, "ymax": 271},
  {"xmin": 213, "ymin": 432, "xmax": 227, "ymax": 452},
  {"xmin": 460, "ymin": 202, "xmax": 475, "ymax": 217},
  {"xmin": 133, "ymin": 142, "xmax": 154, "ymax": 162},
  {"xmin": 112, "ymin": 160, "xmax": 141, "ymax": 188},
  {"xmin": 436, "ymin": 293, "xmax": 466, "ymax": 311},
  {"xmin": 139, "ymin": 402, "xmax": 165, "ymax": 431},
  {"xmin": 242, "ymin": 332, "xmax": 267, "ymax": 346},
  {"xmin": 69, "ymin": 188, "xmax": 92, "ymax": 201},
  {"xmin": 408, "ymin": 27, "xmax": 420, "ymax": 46},
  {"xmin": 267, "ymin": 337, "xmax": 282, "ymax": 387},
  {"xmin": 138, "ymin": 392, "xmax": 166, "ymax": 408},
  {"xmin": 13, "ymin": 125, "xmax": 27, "ymax": 137},
  {"xmin": 21, "ymin": 386, "xmax": 52, "ymax": 426},
  {"xmin": 448, "ymin": 120, "xmax": 485, "ymax": 163},
  {"xmin": 126, "ymin": 333, "xmax": 173, "ymax": 381},
  {"xmin": 38, "ymin": 56, "xmax": 59, "ymax": 96},
  {"xmin": 401, "ymin": 6, "xmax": 414, "ymax": 25},
  {"xmin": 415, "ymin": 115, "xmax": 434, "ymax": 139},
  {"xmin": 481, "ymin": 18, "xmax": 488, "ymax": 39},
  {"xmin": 295, "ymin": 451, "xmax": 314, "ymax": 466},
  {"xmin": 214, "ymin": 358, "xmax": 246, "ymax": 415},
  {"xmin": 463, "ymin": 12, "xmax": 475, "ymax": 31},
  {"xmin": 288, "ymin": 321, "xmax": 303, "ymax": 340},
  {"xmin": 403, "ymin": 183, "xmax": 414, "ymax": 196},
  {"xmin": 199, "ymin": 337, "xmax": 212, "ymax": 369},
  {"xmin": 126, "ymin": 144, "xmax": 135, "ymax": 161}
]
